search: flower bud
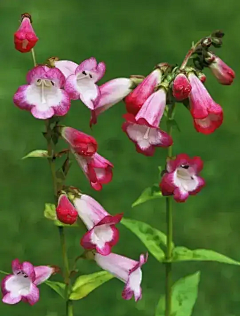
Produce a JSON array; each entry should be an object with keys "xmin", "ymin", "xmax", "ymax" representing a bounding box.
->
[
  {"xmin": 56, "ymin": 195, "xmax": 78, "ymax": 225},
  {"xmin": 172, "ymin": 73, "xmax": 192, "ymax": 101},
  {"xmin": 208, "ymin": 53, "xmax": 235, "ymax": 85},
  {"xmin": 14, "ymin": 13, "xmax": 38, "ymax": 53}
]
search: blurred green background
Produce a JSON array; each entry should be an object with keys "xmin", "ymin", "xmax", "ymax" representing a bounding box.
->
[{"xmin": 0, "ymin": 0, "xmax": 240, "ymax": 315}]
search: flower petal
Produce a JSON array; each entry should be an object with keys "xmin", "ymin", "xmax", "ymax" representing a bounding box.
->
[
  {"xmin": 12, "ymin": 259, "xmax": 22, "ymax": 274},
  {"xmin": 54, "ymin": 60, "xmax": 78, "ymax": 79},
  {"xmin": 34, "ymin": 266, "xmax": 54, "ymax": 285},
  {"xmin": 2, "ymin": 292, "xmax": 21, "ymax": 305},
  {"xmin": 22, "ymin": 262, "xmax": 35, "ymax": 280},
  {"xmin": 24, "ymin": 284, "xmax": 39, "ymax": 305}
]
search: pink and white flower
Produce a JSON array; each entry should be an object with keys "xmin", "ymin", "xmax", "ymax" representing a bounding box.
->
[
  {"xmin": 125, "ymin": 68, "xmax": 162, "ymax": 115},
  {"xmin": 14, "ymin": 13, "xmax": 38, "ymax": 53},
  {"xmin": 122, "ymin": 88, "xmax": 173, "ymax": 156},
  {"xmin": 172, "ymin": 73, "xmax": 191, "ymax": 101},
  {"xmin": 64, "ymin": 57, "xmax": 106, "ymax": 110},
  {"xmin": 13, "ymin": 66, "xmax": 70, "ymax": 119},
  {"xmin": 208, "ymin": 53, "xmax": 235, "ymax": 85},
  {"xmin": 1, "ymin": 259, "xmax": 53, "ymax": 305},
  {"xmin": 61, "ymin": 126, "xmax": 98, "ymax": 157},
  {"xmin": 54, "ymin": 60, "xmax": 78, "ymax": 79},
  {"xmin": 90, "ymin": 78, "xmax": 132, "ymax": 126},
  {"xmin": 160, "ymin": 153, "xmax": 205, "ymax": 202},
  {"xmin": 95, "ymin": 252, "xmax": 147, "ymax": 301},
  {"xmin": 73, "ymin": 151, "xmax": 113, "ymax": 191},
  {"xmin": 56, "ymin": 194, "xmax": 78, "ymax": 225},
  {"xmin": 188, "ymin": 73, "xmax": 223, "ymax": 134},
  {"xmin": 74, "ymin": 195, "xmax": 123, "ymax": 255}
]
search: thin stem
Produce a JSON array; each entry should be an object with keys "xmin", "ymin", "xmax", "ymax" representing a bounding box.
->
[
  {"xmin": 45, "ymin": 120, "xmax": 73, "ymax": 316},
  {"xmin": 31, "ymin": 48, "xmax": 37, "ymax": 67},
  {"xmin": 165, "ymin": 105, "xmax": 175, "ymax": 316},
  {"xmin": 180, "ymin": 39, "xmax": 202, "ymax": 70}
]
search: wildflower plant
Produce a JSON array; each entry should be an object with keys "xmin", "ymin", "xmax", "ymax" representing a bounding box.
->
[{"xmin": 1, "ymin": 12, "xmax": 238, "ymax": 316}]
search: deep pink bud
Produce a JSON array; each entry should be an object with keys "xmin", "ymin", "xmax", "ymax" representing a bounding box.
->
[
  {"xmin": 160, "ymin": 154, "xmax": 205, "ymax": 202},
  {"xmin": 56, "ymin": 195, "xmax": 78, "ymax": 225},
  {"xmin": 208, "ymin": 53, "xmax": 235, "ymax": 85},
  {"xmin": 172, "ymin": 73, "xmax": 191, "ymax": 101},
  {"xmin": 188, "ymin": 73, "xmax": 223, "ymax": 134},
  {"xmin": 198, "ymin": 72, "xmax": 207, "ymax": 83},
  {"xmin": 125, "ymin": 69, "xmax": 162, "ymax": 115},
  {"xmin": 61, "ymin": 127, "xmax": 98, "ymax": 157},
  {"xmin": 14, "ymin": 14, "xmax": 38, "ymax": 53}
]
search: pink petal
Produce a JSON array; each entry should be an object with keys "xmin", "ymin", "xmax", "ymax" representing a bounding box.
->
[
  {"xmin": 34, "ymin": 266, "xmax": 53, "ymax": 285},
  {"xmin": 25, "ymin": 284, "xmax": 39, "ymax": 305},
  {"xmin": 54, "ymin": 60, "xmax": 78, "ymax": 79},
  {"xmin": 173, "ymin": 187, "xmax": 189, "ymax": 202},
  {"xmin": 12, "ymin": 259, "xmax": 21, "ymax": 274},
  {"xmin": 22, "ymin": 262, "xmax": 35, "ymax": 281},
  {"xmin": 64, "ymin": 74, "xmax": 81, "ymax": 100},
  {"xmin": 2, "ymin": 292, "xmax": 21, "ymax": 305}
]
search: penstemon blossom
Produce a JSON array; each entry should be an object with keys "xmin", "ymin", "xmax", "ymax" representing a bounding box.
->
[{"xmin": 2, "ymin": 13, "xmax": 237, "ymax": 316}]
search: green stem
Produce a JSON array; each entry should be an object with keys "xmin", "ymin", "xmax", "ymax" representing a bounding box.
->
[
  {"xmin": 31, "ymin": 48, "xmax": 37, "ymax": 67},
  {"xmin": 45, "ymin": 120, "xmax": 73, "ymax": 316},
  {"xmin": 165, "ymin": 105, "xmax": 175, "ymax": 316}
]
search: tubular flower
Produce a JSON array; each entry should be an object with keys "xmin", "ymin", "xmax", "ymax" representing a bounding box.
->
[
  {"xmin": 122, "ymin": 88, "xmax": 173, "ymax": 156},
  {"xmin": 14, "ymin": 13, "xmax": 38, "ymax": 53},
  {"xmin": 95, "ymin": 252, "xmax": 148, "ymax": 301},
  {"xmin": 56, "ymin": 194, "xmax": 78, "ymax": 225},
  {"xmin": 188, "ymin": 73, "xmax": 223, "ymax": 134},
  {"xmin": 74, "ymin": 195, "xmax": 123, "ymax": 255},
  {"xmin": 208, "ymin": 53, "xmax": 235, "ymax": 85},
  {"xmin": 1, "ymin": 259, "xmax": 53, "ymax": 305},
  {"xmin": 172, "ymin": 73, "xmax": 191, "ymax": 101},
  {"xmin": 64, "ymin": 57, "xmax": 106, "ymax": 110},
  {"xmin": 61, "ymin": 127, "xmax": 98, "ymax": 157},
  {"xmin": 73, "ymin": 151, "xmax": 113, "ymax": 191},
  {"xmin": 54, "ymin": 60, "xmax": 78, "ymax": 79},
  {"xmin": 160, "ymin": 153, "xmax": 205, "ymax": 202},
  {"xmin": 125, "ymin": 68, "xmax": 162, "ymax": 115},
  {"xmin": 13, "ymin": 66, "xmax": 71, "ymax": 119},
  {"xmin": 90, "ymin": 78, "xmax": 132, "ymax": 126}
]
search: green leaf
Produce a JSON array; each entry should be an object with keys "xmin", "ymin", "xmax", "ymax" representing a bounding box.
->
[
  {"xmin": 44, "ymin": 203, "xmax": 57, "ymax": 221},
  {"xmin": 0, "ymin": 270, "xmax": 8, "ymax": 275},
  {"xmin": 156, "ymin": 271, "xmax": 200, "ymax": 316},
  {"xmin": 45, "ymin": 280, "xmax": 66, "ymax": 299},
  {"xmin": 172, "ymin": 246, "xmax": 240, "ymax": 265},
  {"xmin": 132, "ymin": 184, "xmax": 163, "ymax": 207},
  {"xmin": 121, "ymin": 218, "xmax": 174, "ymax": 262},
  {"xmin": 22, "ymin": 150, "xmax": 49, "ymax": 159},
  {"xmin": 70, "ymin": 271, "xmax": 114, "ymax": 300}
]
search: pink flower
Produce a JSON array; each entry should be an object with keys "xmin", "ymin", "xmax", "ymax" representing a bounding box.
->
[
  {"xmin": 1, "ymin": 259, "xmax": 53, "ymax": 305},
  {"xmin": 160, "ymin": 153, "xmax": 205, "ymax": 202},
  {"xmin": 61, "ymin": 127, "xmax": 98, "ymax": 157},
  {"xmin": 90, "ymin": 78, "xmax": 132, "ymax": 126},
  {"xmin": 125, "ymin": 68, "xmax": 162, "ymax": 115},
  {"xmin": 172, "ymin": 73, "xmax": 191, "ymax": 101},
  {"xmin": 95, "ymin": 252, "xmax": 147, "ymax": 301},
  {"xmin": 73, "ymin": 151, "xmax": 113, "ymax": 191},
  {"xmin": 14, "ymin": 13, "xmax": 38, "ymax": 53},
  {"xmin": 188, "ymin": 73, "xmax": 223, "ymax": 134},
  {"xmin": 122, "ymin": 88, "xmax": 173, "ymax": 156},
  {"xmin": 56, "ymin": 194, "xmax": 78, "ymax": 225},
  {"xmin": 13, "ymin": 66, "xmax": 70, "ymax": 119},
  {"xmin": 74, "ymin": 195, "xmax": 123, "ymax": 255},
  {"xmin": 208, "ymin": 53, "xmax": 235, "ymax": 85},
  {"xmin": 64, "ymin": 57, "xmax": 106, "ymax": 110},
  {"xmin": 54, "ymin": 60, "xmax": 78, "ymax": 79}
]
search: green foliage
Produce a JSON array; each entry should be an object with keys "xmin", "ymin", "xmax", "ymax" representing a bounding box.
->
[
  {"xmin": 70, "ymin": 271, "xmax": 114, "ymax": 300},
  {"xmin": 45, "ymin": 280, "xmax": 66, "ymax": 299},
  {"xmin": 132, "ymin": 184, "xmax": 163, "ymax": 207},
  {"xmin": 22, "ymin": 150, "xmax": 49, "ymax": 159},
  {"xmin": 156, "ymin": 272, "xmax": 200, "ymax": 316},
  {"xmin": 121, "ymin": 218, "xmax": 174, "ymax": 261},
  {"xmin": 172, "ymin": 247, "xmax": 240, "ymax": 265}
]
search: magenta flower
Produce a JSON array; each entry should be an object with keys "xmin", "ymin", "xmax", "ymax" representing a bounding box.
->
[
  {"xmin": 64, "ymin": 57, "xmax": 106, "ymax": 110},
  {"xmin": 208, "ymin": 53, "xmax": 235, "ymax": 85},
  {"xmin": 172, "ymin": 73, "xmax": 192, "ymax": 101},
  {"xmin": 13, "ymin": 66, "xmax": 70, "ymax": 119},
  {"xmin": 188, "ymin": 73, "xmax": 223, "ymax": 134},
  {"xmin": 122, "ymin": 88, "xmax": 173, "ymax": 156},
  {"xmin": 1, "ymin": 259, "xmax": 53, "ymax": 305},
  {"xmin": 160, "ymin": 153, "xmax": 205, "ymax": 202},
  {"xmin": 54, "ymin": 60, "xmax": 78, "ymax": 79},
  {"xmin": 61, "ymin": 126, "xmax": 98, "ymax": 157},
  {"xmin": 95, "ymin": 252, "xmax": 147, "ymax": 301},
  {"xmin": 73, "ymin": 152, "xmax": 113, "ymax": 191},
  {"xmin": 56, "ymin": 194, "xmax": 78, "ymax": 225},
  {"xmin": 90, "ymin": 78, "xmax": 132, "ymax": 126},
  {"xmin": 74, "ymin": 195, "xmax": 123, "ymax": 255},
  {"xmin": 125, "ymin": 68, "xmax": 162, "ymax": 115},
  {"xmin": 14, "ymin": 13, "xmax": 38, "ymax": 53}
]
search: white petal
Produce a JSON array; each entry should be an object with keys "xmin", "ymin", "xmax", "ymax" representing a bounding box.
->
[{"xmin": 91, "ymin": 225, "xmax": 113, "ymax": 248}]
